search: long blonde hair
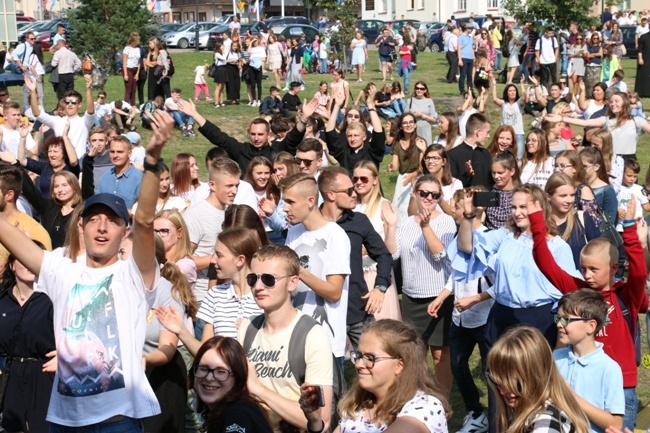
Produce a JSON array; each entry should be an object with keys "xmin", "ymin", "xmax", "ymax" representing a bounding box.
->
[
  {"xmin": 354, "ymin": 160, "xmax": 383, "ymax": 220},
  {"xmin": 154, "ymin": 235, "xmax": 199, "ymax": 319},
  {"xmin": 338, "ymin": 320, "xmax": 450, "ymax": 426},
  {"xmin": 487, "ymin": 326, "xmax": 590, "ymax": 433},
  {"xmin": 544, "ymin": 172, "xmax": 577, "ymax": 242},
  {"xmin": 154, "ymin": 209, "xmax": 193, "ymax": 262},
  {"xmin": 506, "ymin": 184, "xmax": 557, "ymax": 238}
]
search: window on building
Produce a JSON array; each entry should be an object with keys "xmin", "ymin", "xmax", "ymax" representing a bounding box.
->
[
  {"xmin": 408, "ymin": 0, "xmax": 415, "ymax": 9},
  {"xmin": 487, "ymin": 0, "xmax": 498, "ymax": 8},
  {"xmin": 366, "ymin": 0, "xmax": 375, "ymax": 10},
  {"xmin": 199, "ymin": 12, "xmax": 207, "ymax": 21},
  {"xmin": 458, "ymin": 0, "xmax": 467, "ymax": 9},
  {"xmin": 380, "ymin": 0, "xmax": 387, "ymax": 13}
]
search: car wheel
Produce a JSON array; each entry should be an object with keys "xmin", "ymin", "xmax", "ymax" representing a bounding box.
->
[
  {"xmin": 178, "ymin": 38, "xmax": 189, "ymax": 49},
  {"xmin": 431, "ymin": 43, "xmax": 441, "ymax": 53}
]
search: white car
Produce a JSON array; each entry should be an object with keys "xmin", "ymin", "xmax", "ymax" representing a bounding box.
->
[
  {"xmin": 189, "ymin": 24, "xmax": 229, "ymax": 49},
  {"xmin": 162, "ymin": 22, "xmax": 214, "ymax": 48}
]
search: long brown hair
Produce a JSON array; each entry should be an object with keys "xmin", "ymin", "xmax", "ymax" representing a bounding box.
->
[
  {"xmin": 555, "ymin": 150, "xmax": 587, "ymax": 185},
  {"xmin": 606, "ymin": 91, "xmax": 633, "ymax": 128},
  {"xmin": 438, "ymin": 112, "xmax": 461, "ymax": 151},
  {"xmin": 244, "ymin": 156, "xmax": 281, "ymax": 203},
  {"xmin": 393, "ymin": 113, "xmax": 423, "ymax": 162},
  {"xmin": 421, "ymin": 144, "xmax": 453, "ymax": 186},
  {"xmin": 354, "ymin": 160, "xmax": 383, "ymax": 220},
  {"xmin": 50, "ymin": 171, "xmax": 82, "ymax": 208},
  {"xmin": 544, "ymin": 172, "xmax": 577, "ymax": 242},
  {"xmin": 338, "ymin": 320, "xmax": 449, "ymax": 426},
  {"xmin": 61, "ymin": 205, "xmax": 84, "ymax": 262},
  {"xmin": 154, "ymin": 209, "xmax": 194, "ymax": 262},
  {"xmin": 580, "ymin": 147, "xmax": 610, "ymax": 184},
  {"xmin": 190, "ymin": 336, "xmax": 269, "ymax": 427},
  {"xmin": 222, "ymin": 205, "xmax": 270, "ymax": 246},
  {"xmin": 590, "ymin": 128, "xmax": 615, "ymax": 177},
  {"xmin": 154, "ymin": 235, "xmax": 198, "ymax": 319},
  {"xmin": 170, "ymin": 153, "xmax": 200, "ymax": 197},
  {"xmin": 506, "ymin": 184, "xmax": 557, "ymax": 238},
  {"xmin": 486, "ymin": 125, "xmax": 517, "ymax": 158}
]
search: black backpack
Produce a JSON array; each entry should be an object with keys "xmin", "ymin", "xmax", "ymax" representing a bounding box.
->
[
  {"xmin": 167, "ymin": 54, "xmax": 175, "ymax": 77},
  {"xmin": 243, "ymin": 314, "xmax": 347, "ymax": 430}
]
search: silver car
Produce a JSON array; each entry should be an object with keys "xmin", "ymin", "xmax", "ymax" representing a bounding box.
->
[
  {"xmin": 189, "ymin": 24, "xmax": 229, "ymax": 50},
  {"xmin": 162, "ymin": 22, "xmax": 214, "ymax": 49}
]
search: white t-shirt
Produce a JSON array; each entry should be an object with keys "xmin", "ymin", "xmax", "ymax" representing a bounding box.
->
[
  {"xmin": 36, "ymin": 111, "xmax": 95, "ymax": 159},
  {"xmin": 616, "ymin": 183, "xmax": 647, "ymax": 231},
  {"xmin": 164, "ymin": 97, "xmax": 180, "ymax": 111},
  {"xmin": 190, "ymin": 179, "xmax": 259, "ymax": 211},
  {"xmin": 519, "ymin": 157, "xmax": 555, "ymax": 189},
  {"xmin": 194, "ymin": 65, "xmax": 205, "ymax": 85},
  {"xmin": 604, "ymin": 117, "xmax": 646, "ymax": 155},
  {"xmin": 109, "ymin": 100, "xmax": 132, "ymax": 114},
  {"xmin": 0, "ymin": 123, "xmax": 37, "ymax": 154},
  {"xmin": 285, "ymin": 222, "xmax": 351, "ymax": 357},
  {"xmin": 636, "ymin": 24, "xmax": 649, "ymax": 37},
  {"xmin": 130, "ymin": 145, "xmax": 145, "ymax": 166},
  {"xmin": 95, "ymin": 103, "xmax": 112, "ymax": 119},
  {"xmin": 535, "ymin": 36, "xmax": 558, "ymax": 64},
  {"xmin": 37, "ymin": 252, "xmax": 160, "ymax": 426},
  {"xmin": 183, "ymin": 200, "xmax": 226, "ymax": 301},
  {"xmin": 196, "ymin": 281, "xmax": 262, "ymax": 338}
]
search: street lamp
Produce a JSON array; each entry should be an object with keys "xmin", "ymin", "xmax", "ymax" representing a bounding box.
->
[{"xmin": 195, "ymin": 0, "xmax": 199, "ymax": 51}]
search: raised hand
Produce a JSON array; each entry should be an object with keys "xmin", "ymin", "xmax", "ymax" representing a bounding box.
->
[
  {"xmin": 146, "ymin": 111, "xmax": 175, "ymax": 160},
  {"xmin": 176, "ymin": 98, "xmax": 199, "ymax": 117},
  {"xmin": 23, "ymin": 73, "xmax": 36, "ymax": 93},
  {"xmin": 526, "ymin": 195, "xmax": 544, "ymax": 214},
  {"xmin": 301, "ymin": 96, "xmax": 319, "ymax": 118},
  {"xmin": 18, "ymin": 119, "xmax": 30, "ymax": 138},
  {"xmin": 381, "ymin": 200, "xmax": 398, "ymax": 227},
  {"xmin": 154, "ymin": 305, "xmax": 184, "ymax": 335}
]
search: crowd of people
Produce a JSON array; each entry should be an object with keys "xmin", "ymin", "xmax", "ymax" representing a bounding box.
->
[{"xmin": 0, "ymin": 8, "xmax": 649, "ymax": 433}]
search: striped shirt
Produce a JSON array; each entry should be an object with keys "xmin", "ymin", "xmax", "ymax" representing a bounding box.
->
[
  {"xmin": 196, "ymin": 282, "xmax": 262, "ymax": 338},
  {"xmin": 393, "ymin": 213, "xmax": 456, "ymax": 298}
]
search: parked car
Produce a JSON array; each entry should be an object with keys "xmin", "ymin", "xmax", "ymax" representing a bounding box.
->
[
  {"xmin": 356, "ymin": 19, "xmax": 385, "ymax": 42},
  {"xmin": 415, "ymin": 21, "xmax": 442, "ymax": 51},
  {"xmin": 386, "ymin": 19, "xmax": 420, "ymax": 37},
  {"xmin": 20, "ymin": 18, "xmax": 64, "ymax": 43},
  {"xmin": 455, "ymin": 16, "xmax": 513, "ymax": 32},
  {"xmin": 620, "ymin": 25, "xmax": 638, "ymax": 58},
  {"xmin": 158, "ymin": 22, "xmax": 183, "ymax": 36},
  {"xmin": 190, "ymin": 24, "xmax": 228, "ymax": 49},
  {"xmin": 250, "ymin": 16, "xmax": 313, "ymax": 35},
  {"xmin": 162, "ymin": 21, "xmax": 214, "ymax": 48},
  {"xmin": 273, "ymin": 24, "xmax": 320, "ymax": 42},
  {"xmin": 18, "ymin": 20, "xmax": 47, "ymax": 38},
  {"xmin": 16, "ymin": 15, "xmax": 35, "ymax": 23},
  {"xmin": 206, "ymin": 24, "xmax": 252, "ymax": 50},
  {"xmin": 427, "ymin": 30, "xmax": 444, "ymax": 53}
]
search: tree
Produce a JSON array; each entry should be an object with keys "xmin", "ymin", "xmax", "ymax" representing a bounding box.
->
[
  {"xmin": 313, "ymin": 0, "xmax": 359, "ymax": 68},
  {"xmin": 68, "ymin": 0, "xmax": 157, "ymax": 70},
  {"xmin": 502, "ymin": 0, "xmax": 616, "ymax": 31}
]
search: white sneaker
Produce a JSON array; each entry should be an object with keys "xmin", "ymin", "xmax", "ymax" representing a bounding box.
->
[
  {"xmin": 281, "ymin": 87, "xmax": 289, "ymax": 91},
  {"xmin": 456, "ymin": 411, "xmax": 488, "ymax": 433}
]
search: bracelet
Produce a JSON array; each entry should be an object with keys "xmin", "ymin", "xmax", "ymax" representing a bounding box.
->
[
  {"xmin": 375, "ymin": 285, "xmax": 388, "ymax": 293},
  {"xmin": 367, "ymin": 108, "xmax": 376, "ymax": 112},
  {"xmin": 143, "ymin": 158, "xmax": 164, "ymax": 173},
  {"xmin": 307, "ymin": 419, "xmax": 324, "ymax": 433},
  {"xmin": 297, "ymin": 116, "xmax": 307, "ymax": 124},
  {"xmin": 463, "ymin": 212, "xmax": 476, "ymax": 220},
  {"xmin": 623, "ymin": 221, "xmax": 636, "ymax": 228}
]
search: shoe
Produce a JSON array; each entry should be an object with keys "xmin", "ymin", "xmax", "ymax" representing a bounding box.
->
[
  {"xmin": 194, "ymin": 98, "xmax": 199, "ymax": 101},
  {"xmin": 206, "ymin": 97, "xmax": 213, "ymax": 101},
  {"xmin": 188, "ymin": 129, "xmax": 197, "ymax": 136},
  {"xmin": 281, "ymin": 87, "xmax": 289, "ymax": 91},
  {"xmin": 183, "ymin": 129, "xmax": 190, "ymax": 137},
  {"xmin": 357, "ymin": 79, "xmax": 363, "ymax": 82},
  {"xmin": 248, "ymin": 101, "xmax": 253, "ymax": 106},
  {"xmin": 214, "ymin": 103, "xmax": 220, "ymax": 108},
  {"xmin": 389, "ymin": 76, "xmax": 393, "ymax": 80},
  {"xmin": 255, "ymin": 101, "xmax": 261, "ymax": 107},
  {"xmin": 456, "ymin": 411, "xmax": 488, "ymax": 433}
]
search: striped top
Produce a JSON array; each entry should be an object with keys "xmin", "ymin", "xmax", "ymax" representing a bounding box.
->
[
  {"xmin": 393, "ymin": 213, "xmax": 456, "ymax": 298},
  {"xmin": 196, "ymin": 282, "xmax": 262, "ymax": 338}
]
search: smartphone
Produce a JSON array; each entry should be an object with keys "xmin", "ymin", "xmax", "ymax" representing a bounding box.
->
[
  {"xmin": 473, "ymin": 191, "xmax": 500, "ymax": 207},
  {"xmin": 312, "ymin": 385, "xmax": 325, "ymax": 407}
]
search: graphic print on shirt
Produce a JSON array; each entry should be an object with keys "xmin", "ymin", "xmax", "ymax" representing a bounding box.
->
[
  {"xmin": 58, "ymin": 274, "xmax": 124, "ymax": 396},
  {"xmin": 292, "ymin": 239, "xmax": 333, "ymax": 336}
]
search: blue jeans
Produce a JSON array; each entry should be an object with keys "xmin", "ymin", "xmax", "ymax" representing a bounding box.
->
[
  {"xmin": 516, "ymin": 134, "xmax": 525, "ymax": 159},
  {"xmin": 335, "ymin": 356, "xmax": 344, "ymax": 373},
  {"xmin": 521, "ymin": 53, "xmax": 537, "ymax": 82},
  {"xmin": 194, "ymin": 318, "xmax": 206, "ymax": 341},
  {"xmin": 450, "ymin": 322, "xmax": 489, "ymax": 414},
  {"xmin": 346, "ymin": 316, "xmax": 374, "ymax": 351},
  {"xmin": 459, "ymin": 58, "xmax": 474, "ymax": 94},
  {"xmin": 560, "ymin": 54, "xmax": 569, "ymax": 75},
  {"xmin": 379, "ymin": 107, "xmax": 399, "ymax": 118},
  {"xmin": 494, "ymin": 49, "xmax": 502, "ymax": 71},
  {"xmin": 319, "ymin": 58, "xmax": 328, "ymax": 73},
  {"xmin": 623, "ymin": 387, "xmax": 638, "ymax": 430},
  {"xmin": 401, "ymin": 66, "xmax": 411, "ymax": 92},
  {"xmin": 169, "ymin": 110, "xmax": 194, "ymax": 128},
  {"xmin": 49, "ymin": 418, "xmax": 143, "ymax": 433},
  {"xmin": 390, "ymin": 100, "xmax": 406, "ymax": 116}
]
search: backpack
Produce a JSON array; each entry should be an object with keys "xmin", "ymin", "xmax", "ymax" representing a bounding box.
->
[
  {"xmin": 502, "ymin": 41, "xmax": 510, "ymax": 58},
  {"xmin": 243, "ymin": 314, "xmax": 347, "ymax": 429},
  {"xmin": 167, "ymin": 54, "xmax": 175, "ymax": 77}
]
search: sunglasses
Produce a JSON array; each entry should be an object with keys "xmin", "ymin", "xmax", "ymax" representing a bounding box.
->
[
  {"xmin": 346, "ymin": 113, "xmax": 361, "ymax": 119},
  {"xmin": 418, "ymin": 190, "xmax": 441, "ymax": 200},
  {"xmin": 294, "ymin": 157, "xmax": 315, "ymax": 167},
  {"xmin": 28, "ymin": 38, "xmax": 35, "ymax": 41},
  {"xmin": 153, "ymin": 228, "xmax": 171, "ymax": 237},
  {"xmin": 352, "ymin": 176, "xmax": 370, "ymax": 184},
  {"xmin": 415, "ymin": 86, "xmax": 426, "ymax": 91},
  {"xmin": 246, "ymin": 273, "xmax": 292, "ymax": 288},
  {"xmin": 331, "ymin": 186, "xmax": 355, "ymax": 196},
  {"xmin": 64, "ymin": 99, "xmax": 79, "ymax": 105},
  {"xmin": 0, "ymin": 94, "xmax": 7, "ymax": 98}
]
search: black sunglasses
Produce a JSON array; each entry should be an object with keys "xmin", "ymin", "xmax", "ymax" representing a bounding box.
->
[
  {"xmin": 294, "ymin": 157, "xmax": 315, "ymax": 167},
  {"xmin": 418, "ymin": 190, "xmax": 441, "ymax": 200},
  {"xmin": 331, "ymin": 186, "xmax": 355, "ymax": 196},
  {"xmin": 346, "ymin": 113, "xmax": 361, "ymax": 119},
  {"xmin": 64, "ymin": 99, "xmax": 79, "ymax": 105},
  {"xmin": 247, "ymin": 273, "xmax": 292, "ymax": 288}
]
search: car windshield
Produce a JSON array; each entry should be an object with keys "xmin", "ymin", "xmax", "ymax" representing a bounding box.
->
[
  {"xmin": 215, "ymin": 15, "xmax": 230, "ymax": 24},
  {"xmin": 177, "ymin": 23, "xmax": 195, "ymax": 32}
]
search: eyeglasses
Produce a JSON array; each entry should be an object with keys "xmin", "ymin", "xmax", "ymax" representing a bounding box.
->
[
  {"xmin": 98, "ymin": 96, "xmax": 106, "ymax": 99},
  {"xmin": 559, "ymin": 81, "xmax": 567, "ymax": 85},
  {"xmin": 347, "ymin": 113, "xmax": 361, "ymax": 119},
  {"xmin": 294, "ymin": 157, "xmax": 315, "ymax": 167},
  {"xmin": 554, "ymin": 163, "xmax": 573, "ymax": 170},
  {"xmin": 193, "ymin": 365, "xmax": 232, "ymax": 381},
  {"xmin": 583, "ymin": 163, "xmax": 596, "ymax": 169},
  {"xmin": 418, "ymin": 190, "xmax": 441, "ymax": 200},
  {"xmin": 64, "ymin": 99, "xmax": 79, "ymax": 105},
  {"xmin": 401, "ymin": 121, "xmax": 416, "ymax": 126},
  {"xmin": 526, "ymin": 138, "xmax": 539, "ymax": 143},
  {"xmin": 415, "ymin": 86, "xmax": 426, "ymax": 91},
  {"xmin": 554, "ymin": 314, "xmax": 592, "ymax": 327},
  {"xmin": 154, "ymin": 228, "xmax": 171, "ymax": 237},
  {"xmin": 331, "ymin": 186, "xmax": 355, "ymax": 196},
  {"xmin": 352, "ymin": 176, "xmax": 370, "ymax": 184},
  {"xmin": 0, "ymin": 94, "xmax": 7, "ymax": 98},
  {"xmin": 424, "ymin": 156, "xmax": 443, "ymax": 163},
  {"xmin": 350, "ymin": 351, "xmax": 399, "ymax": 368},
  {"xmin": 28, "ymin": 38, "xmax": 35, "ymax": 41},
  {"xmin": 246, "ymin": 273, "xmax": 292, "ymax": 288}
]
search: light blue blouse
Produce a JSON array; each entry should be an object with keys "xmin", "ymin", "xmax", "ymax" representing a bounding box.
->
[{"xmin": 449, "ymin": 227, "xmax": 580, "ymax": 308}]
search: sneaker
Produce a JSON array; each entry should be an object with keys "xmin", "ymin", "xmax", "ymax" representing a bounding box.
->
[
  {"xmin": 281, "ymin": 87, "xmax": 289, "ymax": 91},
  {"xmin": 357, "ymin": 79, "xmax": 363, "ymax": 82},
  {"xmin": 188, "ymin": 129, "xmax": 197, "ymax": 136},
  {"xmin": 248, "ymin": 101, "xmax": 254, "ymax": 106},
  {"xmin": 456, "ymin": 411, "xmax": 488, "ymax": 433},
  {"xmin": 183, "ymin": 129, "xmax": 190, "ymax": 137},
  {"xmin": 214, "ymin": 103, "xmax": 220, "ymax": 108},
  {"xmin": 255, "ymin": 101, "xmax": 261, "ymax": 107},
  {"xmin": 206, "ymin": 97, "xmax": 213, "ymax": 101}
]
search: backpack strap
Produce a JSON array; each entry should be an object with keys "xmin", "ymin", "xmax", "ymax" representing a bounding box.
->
[
  {"xmin": 242, "ymin": 314, "xmax": 266, "ymax": 355},
  {"xmin": 287, "ymin": 314, "xmax": 318, "ymax": 386}
]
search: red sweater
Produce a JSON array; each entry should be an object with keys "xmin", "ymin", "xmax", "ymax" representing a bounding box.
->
[{"xmin": 530, "ymin": 211, "xmax": 649, "ymax": 388}]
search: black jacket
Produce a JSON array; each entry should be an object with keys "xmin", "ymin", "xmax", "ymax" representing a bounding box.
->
[{"xmin": 447, "ymin": 141, "xmax": 493, "ymax": 189}]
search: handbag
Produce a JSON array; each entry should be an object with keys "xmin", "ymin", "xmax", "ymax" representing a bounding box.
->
[
  {"xmin": 620, "ymin": 44, "xmax": 627, "ymax": 57},
  {"xmin": 596, "ymin": 207, "xmax": 623, "ymax": 248},
  {"xmin": 153, "ymin": 65, "xmax": 165, "ymax": 78},
  {"xmin": 241, "ymin": 66, "xmax": 251, "ymax": 83},
  {"xmin": 0, "ymin": 301, "xmax": 31, "ymax": 410},
  {"xmin": 208, "ymin": 63, "xmax": 217, "ymax": 79}
]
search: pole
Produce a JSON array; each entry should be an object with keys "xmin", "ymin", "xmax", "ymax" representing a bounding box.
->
[
  {"xmin": 195, "ymin": 0, "xmax": 199, "ymax": 51},
  {"xmin": 256, "ymin": 0, "xmax": 259, "ymax": 22},
  {"xmin": 281, "ymin": 0, "xmax": 284, "ymax": 18},
  {"xmin": 232, "ymin": 0, "xmax": 236, "ymax": 16}
]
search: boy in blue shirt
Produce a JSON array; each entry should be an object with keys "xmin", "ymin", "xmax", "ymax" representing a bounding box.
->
[{"xmin": 553, "ymin": 289, "xmax": 624, "ymax": 433}]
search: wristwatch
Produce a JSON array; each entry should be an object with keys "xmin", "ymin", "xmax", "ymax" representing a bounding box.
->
[
  {"xmin": 375, "ymin": 285, "xmax": 388, "ymax": 293},
  {"xmin": 143, "ymin": 158, "xmax": 164, "ymax": 173}
]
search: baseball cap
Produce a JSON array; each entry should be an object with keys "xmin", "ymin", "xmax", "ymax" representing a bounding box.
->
[
  {"xmin": 124, "ymin": 131, "xmax": 141, "ymax": 145},
  {"xmin": 82, "ymin": 193, "xmax": 131, "ymax": 223}
]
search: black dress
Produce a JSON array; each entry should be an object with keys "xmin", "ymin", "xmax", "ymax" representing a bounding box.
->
[
  {"xmin": 0, "ymin": 290, "xmax": 55, "ymax": 433},
  {"xmin": 225, "ymin": 63, "xmax": 241, "ymax": 101},
  {"xmin": 147, "ymin": 53, "xmax": 158, "ymax": 101},
  {"xmin": 635, "ymin": 32, "xmax": 650, "ymax": 97}
]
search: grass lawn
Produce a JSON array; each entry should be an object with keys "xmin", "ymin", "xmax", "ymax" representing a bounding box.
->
[{"xmin": 8, "ymin": 48, "xmax": 650, "ymax": 430}]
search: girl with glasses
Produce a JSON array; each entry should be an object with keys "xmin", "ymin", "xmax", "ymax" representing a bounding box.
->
[
  {"xmin": 387, "ymin": 113, "xmax": 427, "ymax": 221},
  {"xmin": 353, "ymin": 160, "xmax": 401, "ymax": 321},
  {"xmin": 487, "ymin": 327, "xmax": 590, "ymax": 433},
  {"xmin": 191, "ymin": 336, "xmax": 272, "ymax": 433},
  {"xmin": 154, "ymin": 209, "xmax": 197, "ymax": 286},
  {"xmin": 404, "ymin": 81, "xmax": 438, "ymax": 145},
  {"xmin": 300, "ymin": 320, "xmax": 448, "ymax": 433},
  {"xmin": 385, "ymin": 174, "xmax": 457, "ymax": 397},
  {"xmin": 519, "ymin": 128, "xmax": 555, "ymax": 189},
  {"xmin": 553, "ymin": 149, "xmax": 599, "ymax": 221},
  {"xmin": 156, "ymin": 227, "xmax": 264, "ymax": 356}
]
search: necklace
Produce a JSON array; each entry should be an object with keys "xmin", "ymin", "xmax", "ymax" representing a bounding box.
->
[{"xmin": 14, "ymin": 285, "xmax": 27, "ymax": 302}]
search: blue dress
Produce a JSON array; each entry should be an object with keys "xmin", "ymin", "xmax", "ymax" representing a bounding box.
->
[{"xmin": 351, "ymin": 38, "xmax": 367, "ymax": 66}]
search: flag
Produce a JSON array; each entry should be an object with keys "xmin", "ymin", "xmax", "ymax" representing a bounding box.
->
[
  {"xmin": 50, "ymin": 0, "xmax": 57, "ymax": 11},
  {"xmin": 156, "ymin": 1, "xmax": 162, "ymax": 12}
]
